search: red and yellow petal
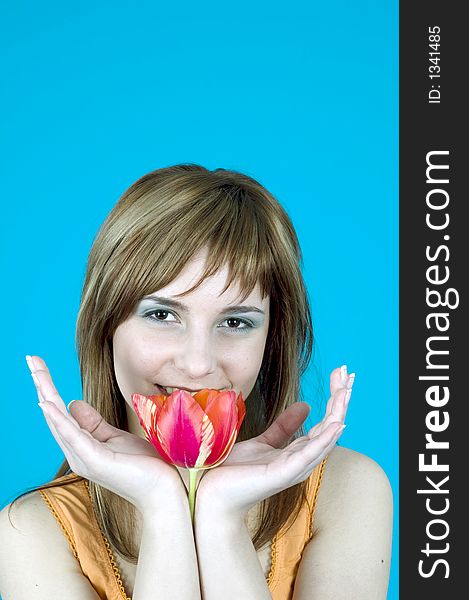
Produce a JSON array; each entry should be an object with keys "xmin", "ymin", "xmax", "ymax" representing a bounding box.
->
[
  {"xmin": 235, "ymin": 392, "xmax": 246, "ymax": 430},
  {"xmin": 131, "ymin": 393, "xmax": 165, "ymax": 434},
  {"xmin": 202, "ymin": 390, "xmax": 238, "ymax": 464},
  {"xmin": 131, "ymin": 393, "xmax": 174, "ymax": 463}
]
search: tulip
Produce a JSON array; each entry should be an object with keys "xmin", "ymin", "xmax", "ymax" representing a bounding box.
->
[{"xmin": 131, "ymin": 388, "xmax": 246, "ymax": 519}]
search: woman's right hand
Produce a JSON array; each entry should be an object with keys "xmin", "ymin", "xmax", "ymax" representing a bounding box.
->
[{"xmin": 26, "ymin": 355, "xmax": 186, "ymax": 513}]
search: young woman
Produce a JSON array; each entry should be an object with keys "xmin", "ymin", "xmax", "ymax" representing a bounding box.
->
[{"xmin": 0, "ymin": 164, "xmax": 393, "ymax": 599}]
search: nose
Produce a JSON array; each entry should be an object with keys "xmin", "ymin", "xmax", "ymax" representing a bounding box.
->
[{"xmin": 173, "ymin": 327, "xmax": 217, "ymax": 381}]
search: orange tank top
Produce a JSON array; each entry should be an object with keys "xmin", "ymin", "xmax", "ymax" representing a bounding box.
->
[{"xmin": 39, "ymin": 459, "xmax": 327, "ymax": 600}]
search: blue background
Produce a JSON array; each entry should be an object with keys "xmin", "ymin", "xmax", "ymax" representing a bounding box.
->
[{"xmin": 0, "ymin": 1, "xmax": 398, "ymax": 597}]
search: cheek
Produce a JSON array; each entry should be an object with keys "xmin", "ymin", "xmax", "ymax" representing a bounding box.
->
[
  {"xmin": 113, "ymin": 328, "xmax": 158, "ymax": 384},
  {"xmin": 224, "ymin": 335, "xmax": 267, "ymax": 382}
]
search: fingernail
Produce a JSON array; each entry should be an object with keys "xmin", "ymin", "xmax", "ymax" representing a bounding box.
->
[
  {"xmin": 340, "ymin": 365, "xmax": 348, "ymax": 385},
  {"xmin": 346, "ymin": 373, "xmax": 355, "ymax": 390},
  {"xmin": 67, "ymin": 400, "xmax": 76, "ymax": 412},
  {"xmin": 345, "ymin": 388, "xmax": 352, "ymax": 403},
  {"xmin": 25, "ymin": 355, "xmax": 34, "ymax": 372}
]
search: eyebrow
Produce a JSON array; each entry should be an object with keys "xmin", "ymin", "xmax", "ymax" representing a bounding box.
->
[{"xmin": 141, "ymin": 295, "xmax": 265, "ymax": 315}]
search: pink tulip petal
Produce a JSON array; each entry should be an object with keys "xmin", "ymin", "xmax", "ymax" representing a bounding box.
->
[
  {"xmin": 202, "ymin": 426, "xmax": 239, "ymax": 468},
  {"xmin": 157, "ymin": 390, "xmax": 214, "ymax": 468},
  {"xmin": 194, "ymin": 413, "xmax": 216, "ymax": 468}
]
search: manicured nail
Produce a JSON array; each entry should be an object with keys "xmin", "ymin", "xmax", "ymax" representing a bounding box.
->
[
  {"xmin": 340, "ymin": 365, "xmax": 348, "ymax": 385},
  {"xmin": 346, "ymin": 373, "xmax": 355, "ymax": 390},
  {"xmin": 67, "ymin": 400, "xmax": 76, "ymax": 412},
  {"xmin": 345, "ymin": 388, "xmax": 352, "ymax": 403},
  {"xmin": 31, "ymin": 372, "xmax": 40, "ymax": 387},
  {"xmin": 25, "ymin": 355, "xmax": 34, "ymax": 372}
]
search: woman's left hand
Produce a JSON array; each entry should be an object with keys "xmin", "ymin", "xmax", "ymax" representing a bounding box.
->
[{"xmin": 196, "ymin": 366, "xmax": 354, "ymax": 518}]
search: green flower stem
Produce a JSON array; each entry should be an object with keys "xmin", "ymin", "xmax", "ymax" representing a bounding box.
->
[{"xmin": 188, "ymin": 468, "xmax": 199, "ymax": 522}]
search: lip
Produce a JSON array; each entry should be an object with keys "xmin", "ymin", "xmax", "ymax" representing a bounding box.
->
[{"xmin": 155, "ymin": 383, "xmax": 230, "ymax": 394}]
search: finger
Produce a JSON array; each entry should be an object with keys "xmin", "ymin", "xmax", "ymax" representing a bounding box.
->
[
  {"xmin": 27, "ymin": 356, "xmax": 68, "ymax": 415},
  {"xmin": 39, "ymin": 400, "xmax": 103, "ymax": 471},
  {"xmin": 325, "ymin": 366, "xmax": 347, "ymax": 420},
  {"xmin": 330, "ymin": 365, "xmax": 347, "ymax": 396},
  {"xmin": 30, "ymin": 368, "xmax": 77, "ymax": 446},
  {"xmin": 329, "ymin": 386, "xmax": 351, "ymax": 422},
  {"xmin": 307, "ymin": 422, "xmax": 345, "ymax": 468},
  {"xmin": 309, "ymin": 387, "xmax": 345, "ymax": 438},
  {"xmin": 324, "ymin": 386, "xmax": 340, "ymax": 420},
  {"xmin": 68, "ymin": 400, "xmax": 123, "ymax": 443},
  {"xmin": 303, "ymin": 421, "xmax": 345, "ymax": 463},
  {"xmin": 283, "ymin": 421, "xmax": 344, "ymax": 481},
  {"xmin": 323, "ymin": 370, "xmax": 355, "ymax": 424},
  {"xmin": 308, "ymin": 385, "xmax": 352, "ymax": 439},
  {"xmin": 257, "ymin": 403, "xmax": 310, "ymax": 449},
  {"xmin": 27, "ymin": 358, "xmax": 120, "ymax": 443},
  {"xmin": 41, "ymin": 401, "xmax": 93, "ymax": 448},
  {"xmin": 38, "ymin": 402, "xmax": 76, "ymax": 459}
]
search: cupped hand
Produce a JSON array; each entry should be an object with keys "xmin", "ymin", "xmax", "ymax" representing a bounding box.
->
[
  {"xmin": 196, "ymin": 366, "xmax": 354, "ymax": 518},
  {"xmin": 27, "ymin": 355, "xmax": 185, "ymax": 512}
]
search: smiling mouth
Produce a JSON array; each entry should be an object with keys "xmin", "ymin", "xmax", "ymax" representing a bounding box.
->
[{"xmin": 155, "ymin": 384, "xmax": 229, "ymax": 396}]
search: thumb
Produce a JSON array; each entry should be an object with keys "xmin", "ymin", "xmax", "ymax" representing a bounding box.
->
[
  {"xmin": 68, "ymin": 400, "xmax": 120, "ymax": 442},
  {"xmin": 258, "ymin": 402, "xmax": 311, "ymax": 449}
]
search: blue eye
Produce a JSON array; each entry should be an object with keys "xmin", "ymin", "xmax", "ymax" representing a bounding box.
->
[
  {"xmin": 143, "ymin": 310, "xmax": 254, "ymax": 333},
  {"xmin": 144, "ymin": 309, "xmax": 176, "ymax": 323},
  {"xmin": 220, "ymin": 317, "xmax": 254, "ymax": 333}
]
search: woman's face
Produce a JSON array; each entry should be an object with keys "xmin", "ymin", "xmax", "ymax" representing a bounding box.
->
[{"xmin": 112, "ymin": 248, "xmax": 270, "ymax": 437}]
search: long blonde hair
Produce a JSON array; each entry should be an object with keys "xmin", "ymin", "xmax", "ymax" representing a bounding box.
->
[{"xmin": 26, "ymin": 164, "xmax": 315, "ymax": 559}]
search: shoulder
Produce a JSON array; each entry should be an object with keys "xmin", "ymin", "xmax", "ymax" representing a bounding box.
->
[
  {"xmin": 322, "ymin": 444, "xmax": 391, "ymax": 483},
  {"xmin": 292, "ymin": 448, "xmax": 393, "ymax": 599},
  {"xmin": 0, "ymin": 490, "xmax": 63, "ymax": 544},
  {"xmin": 314, "ymin": 445, "xmax": 393, "ymax": 531},
  {"xmin": 0, "ymin": 489, "xmax": 77, "ymax": 567},
  {"xmin": 0, "ymin": 475, "xmax": 88, "ymax": 558},
  {"xmin": 0, "ymin": 476, "xmax": 83, "ymax": 541},
  {"xmin": 0, "ymin": 490, "xmax": 99, "ymax": 599}
]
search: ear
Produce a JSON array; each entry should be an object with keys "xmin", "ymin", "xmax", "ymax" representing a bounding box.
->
[{"xmin": 257, "ymin": 402, "xmax": 311, "ymax": 448}]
